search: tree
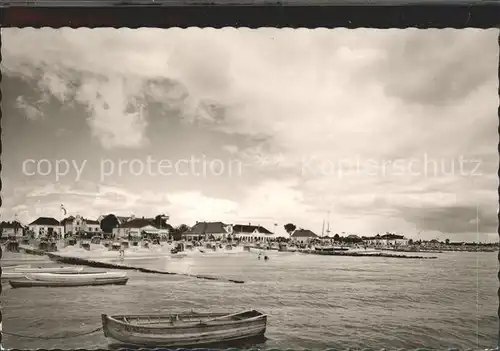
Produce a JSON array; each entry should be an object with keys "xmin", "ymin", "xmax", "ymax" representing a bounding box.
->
[
  {"xmin": 408, "ymin": 239, "xmax": 413, "ymax": 245},
  {"xmin": 100, "ymin": 214, "xmax": 120, "ymax": 234},
  {"xmin": 284, "ymin": 223, "xmax": 296, "ymax": 234},
  {"xmin": 171, "ymin": 224, "xmax": 189, "ymax": 241},
  {"xmin": 154, "ymin": 214, "xmax": 169, "ymax": 228},
  {"xmin": 445, "ymin": 238, "xmax": 450, "ymax": 245},
  {"xmin": 177, "ymin": 224, "xmax": 189, "ymax": 233},
  {"xmin": 333, "ymin": 233, "xmax": 340, "ymax": 242}
]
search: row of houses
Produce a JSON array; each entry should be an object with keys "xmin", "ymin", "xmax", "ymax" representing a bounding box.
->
[
  {"xmin": 22, "ymin": 215, "xmax": 172, "ymax": 239},
  {"xmin": 6, "ymin": 214, "xmax": 321, "ymax": 242},
  {"xmin": 2, "ymin": 215, "xmax": 409, "ymax": 246}
]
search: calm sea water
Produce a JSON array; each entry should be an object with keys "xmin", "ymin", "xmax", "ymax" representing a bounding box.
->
[{"xmin": 2, "ymin": 251, "xmax": 498, "ymax": 350}]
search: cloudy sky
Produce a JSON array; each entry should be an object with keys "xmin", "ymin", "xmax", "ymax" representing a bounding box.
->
[{"xmin": 1, "ymin": 28, "xmax": 498, "ymax": 241}]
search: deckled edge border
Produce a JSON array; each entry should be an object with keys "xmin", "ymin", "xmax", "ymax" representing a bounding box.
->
[
  {"xmin": 0, "ymin": 3, "xmax": 498, "ymax": 351},
  {"xmin": 1, "ymin": 21, "xmax": 4, "ymax": 351},
  {"xmin": 496, "ymin": 27, "xmax": 500, "ymax": 351},
  {"xmin": 0, "ymin": 5, "xmax": 500, "ymax": 28}
]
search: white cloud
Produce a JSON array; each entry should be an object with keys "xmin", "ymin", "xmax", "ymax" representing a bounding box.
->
[
  {"xmin": 15, "ymin": 96, "xmax": 43, "ymax": 121},
  {"xmin": 2, "ymin": 28, "xmax": 497, "ymax": 239},
  {"xmin": 222, "ymin": 145, "xmax": 239, "ymax": 154}
]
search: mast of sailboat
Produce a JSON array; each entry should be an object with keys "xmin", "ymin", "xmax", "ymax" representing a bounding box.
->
[
  {"xmin": 326, "ymin": 210, "xmax": 331, "ymax": 236},
  {"xmin": 321, "ymin": 218, "xmax": 325, "ymax": 236}
]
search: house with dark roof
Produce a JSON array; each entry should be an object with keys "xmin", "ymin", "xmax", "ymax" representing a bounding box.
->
[
  {"xmin": 113, "ymin": 217, "xmax": 172, "ymax": 239},
  {"xmin": 290, "ymin": 228, "xmax": 318, "ymax": 243},
  {"xmin": 0, "ymin": 221, "xmax": 24, "ymax": 238},
  {"xmin": 97, "ymin": 214, "xmax": 131, "ymax": 234},
  {"xmin": 183, "ymin": 221, "xmax": 232, "ymax": 241},
  {"xmin": 232, "ymin": 224, "xmax": 273, "ymax": 241},
  {"xmin": 28, "ymin": 217, "xmax": 63, "ymax": 238}
]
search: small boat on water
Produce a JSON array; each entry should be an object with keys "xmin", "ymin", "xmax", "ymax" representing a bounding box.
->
[
  {"xmin": 2, "ymin": 266, "xmax": 84, "ymax": 280},
  {"xmin": 101, "ymin": 309, "xmax": 267, "ymax": 348},
  {"xmin": 25, "ymin": 271, "xmax": 127, "ymax": 282},
  {"xmin": 9, "ymin": 276, "xmax": 129, "ymax": 289}
]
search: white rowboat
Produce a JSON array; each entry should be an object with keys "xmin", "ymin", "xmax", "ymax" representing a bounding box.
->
[
  {"xmin": 25, "ymin": 272, "xmax": 128, "ymax": 282},
  {"xmin": 2, "ymin": 266, "xmax": 83, "ymax": 280},
  {"xmin": 101, "ymin": 309, "xmax": 267, "ymax": 347},
  {"xmin": 13, "ymin": 266, "xmax": 83, "ymax": 273},
  {"xmin": 3, "ymin": 264, "xmax": 31, "ymax": 270}
]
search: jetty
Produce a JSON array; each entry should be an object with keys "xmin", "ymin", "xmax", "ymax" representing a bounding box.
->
[
  {"xmin": 45, "ymin": 253, "xmax": 245, "ymax": 284},
  {"xmin": 298, "ymin": 249, "xmax": 437, "ymax": 259}
]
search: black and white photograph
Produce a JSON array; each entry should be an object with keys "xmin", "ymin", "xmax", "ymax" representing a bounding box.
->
[{"xmin": 0, "ymin": 28, "xmax": 498, "ymax": 350}]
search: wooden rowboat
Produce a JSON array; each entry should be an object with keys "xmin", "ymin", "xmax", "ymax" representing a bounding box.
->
[
  {"xmin": 101, "ymin": 310, "xmax": 267, "ymax": 348},
  {"xmin": 9, "ymin": 276, "xmax": 129, "ymax": 289},
  {"xmin": 25, "ymin": 272, "xmax": 127, "ymax": 282}
]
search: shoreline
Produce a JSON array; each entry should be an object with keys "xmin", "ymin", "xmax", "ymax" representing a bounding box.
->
[
  {"xmin": 297, "ymin": 249, "xmax": 437, "ymax": 259},
  {"xmin": 19, "ymin": 248, "xmax": 245, "ymax": 284},
  {"xmin": 17, "ymin": 242, "xmax": 439, "ymax": 261}
]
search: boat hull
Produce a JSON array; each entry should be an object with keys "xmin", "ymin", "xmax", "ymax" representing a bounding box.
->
[
  {"xmin": 102, "ymin": 310, "xmax": 267, "ymax": 348},
  {"xmin": 9, "ymin": 277, "xmax": 129, "ymax": 288},
  {"xmin": 25, "ymin": 272, "xmax": 127, "ymax": 282}
]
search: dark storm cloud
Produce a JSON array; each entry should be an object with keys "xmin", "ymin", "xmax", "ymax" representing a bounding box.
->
[
  {"xmin": 357, "ymin": 30, "xmax": 497, "ymax": 106},
  {"xmin": 398, "ymin": 205, "xmax": 498, "ymax": 234}
]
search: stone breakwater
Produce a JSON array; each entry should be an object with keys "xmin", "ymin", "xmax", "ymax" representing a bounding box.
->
[
  {"xmin": 45, "ymin": 253, "xmax": 245, "ymax": 284},
  {"xmin": 298, "ymin": 249, "xmax": 437, "ymax": 259}
]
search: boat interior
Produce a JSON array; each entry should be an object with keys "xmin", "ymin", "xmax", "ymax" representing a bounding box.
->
[
  {"xmin": 111, "ymin": 310, "xmax": 264, "ymax": 327},
  {"xmin": 39, "ymin": 271, "xmax": 109, "ymax": 275}
]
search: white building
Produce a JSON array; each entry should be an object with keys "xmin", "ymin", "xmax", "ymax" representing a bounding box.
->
[
  {"xmin": 232, "ymin": 224, "xmax": 274, "ymax": 241},
  {"xmin": 61, "ymin": 215, "xmax": 101, "ymax": 235},
  {"xmin": 183, "ymin": 222, "xmax": 233, "ymax": 241},
  {"xmin": 290, "ymin": 228, "xmax": 318, "ymax": 244},
  {"xmin": 364, "ymin": 234, "xmax": 409, "ymax": 246},
  {"xmin": 113, "ymin": 218, "xmax": 170, "ymax": 239},
  {"xmin": 28, "ymin": 217, "xmax": 63, "ymax": 238}
]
